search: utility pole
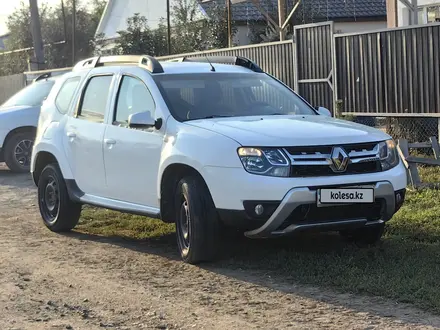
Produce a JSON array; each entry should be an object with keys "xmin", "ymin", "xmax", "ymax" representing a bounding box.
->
[
  {"xmin": 278, "ymin": 0, "xmax": 286, "ymax": 41},
  {"xmin": 72, "ymin": 0, "xmax": 76, "ymax": 65},
  {"xmin": 227, "ymin": 0, "xmax": 232, "ymax": 48},
  {"xmin": 167, "ymin": 0, "xmax": 171, "ymax": 55},
  {"xmin": 28, "ymin": 0, "xmax": 45, "ymax": 70}
]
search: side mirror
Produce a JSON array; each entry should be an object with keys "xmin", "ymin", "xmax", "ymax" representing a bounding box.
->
[
  {"xmin": 128, "ymin": 111, "xmax": 159, "ymax": 129},
  {"xmin": 316, "ymin": 106, "xmax": 332, "ymax": 117}
]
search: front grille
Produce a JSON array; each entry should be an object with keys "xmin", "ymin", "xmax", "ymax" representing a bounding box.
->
[
  {"xmin": 291, "ymin": 161, "xmax": 381, "ymax": 177},
  {"xmin": 278, "ymin": 200, "xmax": 384, "ymax": 231},
  {"xmin": 284, "ymin": 142, "xmax": 382, "ymax": 177}
]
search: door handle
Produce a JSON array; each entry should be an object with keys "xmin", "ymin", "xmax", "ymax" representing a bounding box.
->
[
  {"xmin": 104, "ymin": 138, "xmax": 116, "ymax": 145},
  {"xmin": 67, "ymin": 132, "xmax": 76, "ymax": 138}
]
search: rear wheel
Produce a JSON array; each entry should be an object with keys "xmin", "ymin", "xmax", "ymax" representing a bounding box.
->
[
  {"xmin": 174, "ymin": 175, "xmax": 220, "ymax": 264},
  {"xmin": 340, "ymin": 223, "xmax": 385, "ymax": 247},
  {"xmin": 38, "ymin": 163, "xmax": 81, "ymax": 232},
  {"xmin": 4, "ymin": 131, "xmax": 34, "ymax": 173}
]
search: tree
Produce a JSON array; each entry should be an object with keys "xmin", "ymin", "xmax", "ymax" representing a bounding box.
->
[
  {"xmin": 115, "ymin": 13, "xmax": 154, "ymax": 55},
  {"xmin": 203, "ymin": 1, "xmax": 237, "ymax": 49},
  {"xmin": 0, "ymin": 0, "xmax": 106, "ymax": 76},
  {"xmin": 170, "ymin": 0, "xmax": 206, "ymax": 54},
  {"xmin": 115, "ymin": 14, "xmax": 168, "ymax": 56}
]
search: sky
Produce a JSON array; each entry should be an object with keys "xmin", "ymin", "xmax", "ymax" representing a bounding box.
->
[{"xmin": 0, "ymin": 0, "xmax": 66, "ymax": 35}]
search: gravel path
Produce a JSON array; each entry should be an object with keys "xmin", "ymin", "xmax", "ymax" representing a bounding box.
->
[{"xmin": 1, "ymin": 164, "xmax": 440, "ymax": 330}]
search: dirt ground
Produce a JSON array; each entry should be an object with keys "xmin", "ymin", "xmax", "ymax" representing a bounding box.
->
[{"xmin": 1, "ymin": 164, "xmax": 440, "ymax": 330}]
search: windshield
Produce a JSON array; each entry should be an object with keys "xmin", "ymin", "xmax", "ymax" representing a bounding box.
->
[
  {"xmin": 2, "ymin": 80, "xmax": 55, "ymax": 107},
  {"xmin": 154, "ymin": 73, "xmax": 316, "ymax": 121}
]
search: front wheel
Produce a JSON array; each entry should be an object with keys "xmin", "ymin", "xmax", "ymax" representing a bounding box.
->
[
  {"xmin": 38, "ymin": 163, "xmax": 82, "ymax": 232},
  {"xmin": 4, "ymin": 131, "xmax": 34, "ymax": 173},
  {"xmin": 340, "ymin": 223, "xmax": 385, "ymax": 247},
  {"xmin": 174, "ymin": 175, "xmax": 220, "ymax": 264}
]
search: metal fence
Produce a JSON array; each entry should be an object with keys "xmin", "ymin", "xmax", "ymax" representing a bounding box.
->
[
  {"xmin": 0, "ymin": 73, "xmax": 25, "ymax": 105},
  {"xmin": 294, "ymin": 22, "xmax": 335, "ymax": 113},
  {"xmin": 335, "ymin": 23, "xmax": 440, "ymax": 117},
  {"xmin": 158, "ymin": 40, "xmax": 296, "ymax": 89}
]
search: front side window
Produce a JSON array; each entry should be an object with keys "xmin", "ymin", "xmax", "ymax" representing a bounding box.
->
[
  {"xmin": 114, "ymin": 75, "xmax": 155, "ymax": 125},
  {"xmin": 154, "ymin": 73, "xmax": 316, "ymax": 121},
  {"xmin": 78, "ymin": 75, "xmax": 113, "ymax": 123},
  {"xmin": 55, "ymin": 76, "xmax": 81, "ymax": 114},
  {"xmin": 2, "ymin": 80, "xmax": 55, "ymax": 107}
]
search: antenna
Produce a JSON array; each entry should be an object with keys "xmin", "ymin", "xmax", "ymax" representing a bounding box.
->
[{"xmin": 204, "ymin": 54, "xmax": 216, "ymax": 72}]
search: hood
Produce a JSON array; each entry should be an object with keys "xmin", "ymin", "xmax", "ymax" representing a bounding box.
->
[
  {"xmin": 0, "ymin": 105, "xmax": 39, "ymax": 113},
  {"xmin": 185, "ymin": 115, "xmax": 390, "ymax": 146},
  {"xmin": 0, "ymin": 105, "xmax": 40, "ymax": 130}
]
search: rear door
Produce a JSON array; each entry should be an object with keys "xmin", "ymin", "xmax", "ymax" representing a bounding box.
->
[{"xmin": 63, "ymin": 68, "xmax": 118, "ymax": 196}]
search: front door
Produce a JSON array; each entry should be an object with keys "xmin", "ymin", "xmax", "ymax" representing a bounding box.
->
[
  {"xmin": 63, "ymin": 74, "xmax": 115, "ymax": 197},
  {"xmin": 102, "ymin": 73, "xmax": 163, "ymax": 208}
]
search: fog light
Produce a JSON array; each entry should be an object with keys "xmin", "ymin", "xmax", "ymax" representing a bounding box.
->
[{"xmin": 255, "ymin": 204, "xmax": 264, "ymax": 216}]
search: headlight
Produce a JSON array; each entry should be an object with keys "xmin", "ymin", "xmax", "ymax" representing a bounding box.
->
[
  {"xmin": 378, "ymin": 140, "xmax": 399, "ymax": 171},
  {"xmin": 237, "ymin": 147, "xmax": 290, "ymax": 177}
]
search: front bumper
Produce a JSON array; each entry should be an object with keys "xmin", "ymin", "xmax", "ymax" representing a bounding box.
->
[{"xmin": 243, "ymin": 181, "xmax": 401, "ymax": 238}]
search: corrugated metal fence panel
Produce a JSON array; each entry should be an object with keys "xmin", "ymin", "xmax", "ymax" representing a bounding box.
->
[
  {"xmin": 0, "ymin": 73, "xmax": 25, "ymax": 105},
  {"xmin": 336, "ymin": 23, "xmax": 440, "ymax": 116},
  {"xmin": 295, "ymin": 23, "xmax": 334, "ymax": 113},
  {"xmin": 158, "ymin": 41, "xmax": 295, "ymax": 88}
]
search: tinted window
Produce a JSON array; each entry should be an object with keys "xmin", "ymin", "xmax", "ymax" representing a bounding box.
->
[
  {"xmin": 2, "ymin": 80, "xmax": 55, "ymax": 107},
  {"xmin": 78, "ymin": 75, "xmax": 113, "ymax": 122},
  {"xmin": 154, "ymin": 73, "xmax": 315, "ymax": 121},
  {"xmin": 55, "ymin": 77, "xmax": 81, "ymax": 114},
  {"xmin": 114, "ymin": 75, "xmax": 155, "ymax": 125}
]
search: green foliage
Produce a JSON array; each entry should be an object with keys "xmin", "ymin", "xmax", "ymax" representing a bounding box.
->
[
  {"xmin": 203, "ymin": 1, "xmax": 237, "ymax": 50},
  {"xmin": 115, "ymin": 14, "xmax": 169, "ymax": 56},
  {"xmin": 170, "ymin": 0, "xmax": 206, "ymax": 54},
  {"xmin": 115, "ymin": 0, "xmax": 237, "ymax": 56},
  {"xmin": 0, "ymin": 0, "xmax": 106, "ymax": 76}
]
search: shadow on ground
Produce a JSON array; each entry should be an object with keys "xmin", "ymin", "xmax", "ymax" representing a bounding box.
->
[
  {"xmin": 62, "ymin": 228, "xmax": 440, "ymax": 327},
  {"xmin": 0, "ymin": 166, "xmax": 34, "ymax": 188}
]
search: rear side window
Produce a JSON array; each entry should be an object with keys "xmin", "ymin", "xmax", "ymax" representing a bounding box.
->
[
  {"xmin": 55, "ymin": 77, "xmax": 81, "ymax": 114},
  {"xmin": 78, "ymin": 75, "xmax": 113, "ymax": 123}
]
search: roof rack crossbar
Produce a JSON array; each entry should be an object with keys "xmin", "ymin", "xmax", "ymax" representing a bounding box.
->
[
  {"xmin": 174, "ymin": 56, "xmax": 264, "ymax": 73},
  {"xmin": 72, "ymin": 55, "xmax": 164, "ymax": 74}
]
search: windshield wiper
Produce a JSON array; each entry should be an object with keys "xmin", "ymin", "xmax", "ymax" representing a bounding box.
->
[{"xmin": 202, "ymin": 115, "xmax": 232, "ymax": 119}]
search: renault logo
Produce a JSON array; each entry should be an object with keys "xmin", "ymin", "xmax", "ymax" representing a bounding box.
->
[{"xmin": 330, "ymin": 147, "xmax": 349, "ymax": 172}]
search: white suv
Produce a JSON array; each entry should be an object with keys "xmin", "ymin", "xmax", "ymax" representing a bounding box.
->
[{"xmin": 31, "ymin": 55, "xmax": 407, "ymax": 264}]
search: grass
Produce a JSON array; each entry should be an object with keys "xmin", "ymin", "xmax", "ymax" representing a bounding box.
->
[{"xmin": 76, "ymin": 166, "xmax": 440, "ymax": 314}]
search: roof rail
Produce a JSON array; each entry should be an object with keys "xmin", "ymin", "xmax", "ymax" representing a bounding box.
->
[
  {"xmin": 33, "ymin": 72, "xmax": 52, "ymax": 82},
  {"xmin": 72, "ymin": 55, "xmax": 164, "ymax": 74},
  {"xmin": 174, "ymin": 56, "xmax": 264, "ymax": 73}
]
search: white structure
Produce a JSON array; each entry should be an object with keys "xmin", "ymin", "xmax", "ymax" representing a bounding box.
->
[{"xmin": 397, "ymin": 0, "xmax": 440, "ymax": 26}]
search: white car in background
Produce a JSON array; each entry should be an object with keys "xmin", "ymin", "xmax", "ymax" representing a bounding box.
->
[{"xmin": 0, "ymin": 74, "xmax": 58, "ymax": 172}]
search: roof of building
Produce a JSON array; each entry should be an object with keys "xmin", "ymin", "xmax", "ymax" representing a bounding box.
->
[
  {"xmin": 199, "ymin": 0, "xmax": 387, "ymax": 21},
  {"xmin": 0, "ymin": 33, "xmax": 10, "ymax": 50}
]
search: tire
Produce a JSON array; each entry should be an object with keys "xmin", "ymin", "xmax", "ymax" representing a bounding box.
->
[
  {"xmin": 4, "ymin": 131, "xmax": 35, "ymax": 173},
  {"xmin": 38, "ymin": 163, "xmax": 82, "ymax": 232},
  {"xmin": 340, "ymin": 223, "xmax": 385, "ymax": 247},
  {"xmin": 174, "ymin": 175, "xmax": 220, "ymax": 264}
]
